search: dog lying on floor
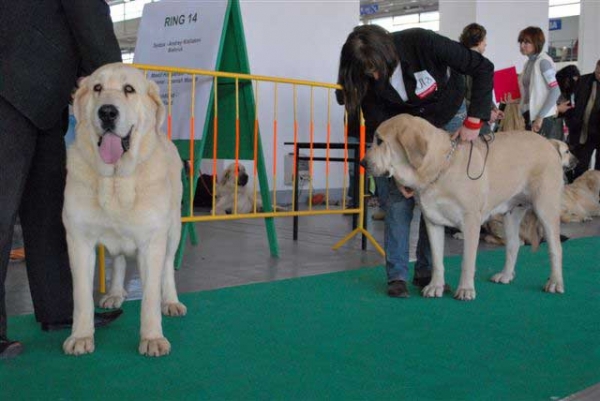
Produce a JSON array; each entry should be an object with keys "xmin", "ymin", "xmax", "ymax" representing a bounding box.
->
[
  {"xmin": 561, "ymin": 170, "xmax": 600, "ymax": 223},
  {"xmin": 213, "ymin": 163, "xmax": 262, "ymax": 215},
  {"xmin": 362, "ymin": 114, "xmax": 564, "ymax": 300},
  {"xmin": 63, "ymin": 63, "xmax": 186, "ymax": 357}
]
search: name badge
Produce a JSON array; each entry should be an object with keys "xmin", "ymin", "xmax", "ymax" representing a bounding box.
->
[{"xmin": 414, "ymin": 70, "xmax": 437, "ymax": 99}]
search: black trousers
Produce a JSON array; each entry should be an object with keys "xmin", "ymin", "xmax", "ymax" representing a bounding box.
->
[
  {"xmin": 0, "ymin": 97, "xmax": 73, "ymax": 338},
  {"xmin": 569, "ymin": 137, "xmax": 600, "ymax": 182}
]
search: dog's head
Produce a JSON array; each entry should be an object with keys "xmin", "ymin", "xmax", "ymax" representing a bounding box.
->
[
  {"xmin": 548, "ymin": 139, "xmax": 578, "ymax": 171},
  {"xmin": 361, "ymin": 114, "xmax": 447, "ymax": 190},
  {"xmin": 73, "ymin": 63, "xmax": 165, "ymax": 175},
  {"xmin": 219, "ymin": 163, "xmax": 249, "ymax": 189}
]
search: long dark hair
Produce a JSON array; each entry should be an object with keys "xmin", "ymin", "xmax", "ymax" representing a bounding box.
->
[
  {"xmin": 336, "ymin": 25, "xmax": 398, "ymax": 113},
  {"xmin": 556, "ymin": 65, "xmax": 580, "ymax": 97}
]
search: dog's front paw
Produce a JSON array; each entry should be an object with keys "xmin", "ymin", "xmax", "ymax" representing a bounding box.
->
[
  {"xmin": 421, "ymin": 283, "xmax": 445, "ymax": 298},
  {"xmin": 544, "ymin": 278, "xmax": 565, "ymax": 294},
  {"xmin": 139, "ymin": 337, "xmax": 171, "ymax": 357},
  {"xmin": 162, "ymin": 302, "xmax": 187, "ymax": 317},
  {"xmin": 454, "ymin": 287, "xmax": 476, "ymax": 301},
  {"xmin": 490, "ymin": 271, "xmax": 515, "ymax": 284},
  {"xmin": 63, "ymin": 336, "xmax": 95, "ymax": 356},
  {"xmin": 99, "ymin": 290, "xmax": 127, "ymax": 309}
]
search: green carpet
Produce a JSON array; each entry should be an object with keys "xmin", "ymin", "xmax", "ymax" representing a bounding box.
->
[{"xmin": 2, "ymin": 237, "xmax": 600, "ymax": 401}]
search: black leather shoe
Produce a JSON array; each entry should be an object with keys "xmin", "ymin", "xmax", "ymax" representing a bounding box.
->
[
  {"xmin": 0, "ymin": 338, "xmax": 23, "ymax": 360},
  {"xmin": 412, "ymin": 276, "xmax": 452, "ymax": 293},
  {"xmin": 412, "ymin": 276, "xmax": 432, "ymax": 288},
  {"xmin": 387, "ymin": 280, "xmax": 410, "ymax": 298},
  {"xmin": 41, "ymin": 309, "xmax": 123, "ymax": 332}
]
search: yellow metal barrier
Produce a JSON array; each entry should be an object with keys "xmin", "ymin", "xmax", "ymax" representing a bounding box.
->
[{"xmin": 97, "ymin": 64, "xmax": 383, "ymax": 292}]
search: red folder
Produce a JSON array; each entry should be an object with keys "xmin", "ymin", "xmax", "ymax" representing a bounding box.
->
[{"xmin": 494, "ymin": 66, "xmax": 521, "ymax": 102}]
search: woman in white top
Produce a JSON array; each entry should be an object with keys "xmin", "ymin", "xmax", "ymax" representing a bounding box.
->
[{"xmin": 518, "ymin": 26, "xmax": 561, "ymax": 139}]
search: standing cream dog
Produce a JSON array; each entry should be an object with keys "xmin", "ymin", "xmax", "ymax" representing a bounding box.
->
[
  {"xmin": 63, "ymin": 63, "xmax": 186, "ymax": 356},
  {"xmin": 362, "ymin": 114, "xmax": 564, "ymax": 300}
]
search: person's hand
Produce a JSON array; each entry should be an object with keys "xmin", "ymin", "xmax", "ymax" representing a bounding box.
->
[
  {"xmin": 501, "ymin": 93, "xmax": 519, "ymax": 104},
  {"xmin": 399, "ymin": 185, "xmax": 415, "ymax": 198},
  {"xmin": 452, "ymin": 125, "xmax": 480, "ymax": 142},
  {"xmin": 394, "ymin": 181, "xmax": 415, "ymax": 198},
  {"xmin": 489, "ymin": 108, "xmax": 505, "ymax": 123},
  {"xmin": 557, "ymin": 101, "xmax": 573, "ymax": 114},
  {"xmin": 532, "ymin": 117, "xmax": 543, "ymax": 133}
]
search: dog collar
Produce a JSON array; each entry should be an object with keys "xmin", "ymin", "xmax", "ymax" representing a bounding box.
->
[
  {"xmin": 425, "ymin": 136, "xmax": 458, "ymax": 189},
  {"xmin": 446, "ymin": 138, "xmax": 458, "ymax": 161}
]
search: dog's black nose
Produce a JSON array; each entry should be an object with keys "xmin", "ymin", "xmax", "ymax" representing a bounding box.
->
[
  {"xmin": 359, "ymin": 158, "xmax": 368, "ymax": 169},
  {"xmin": 98, "ymin": 104, "xmax": 119, "ymax": 128},
  {"xmin": 238, "ymin": 173, "xmax": 248, "ymax": 187}
]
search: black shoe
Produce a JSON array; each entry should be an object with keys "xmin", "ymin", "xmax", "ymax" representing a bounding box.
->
[
  {"xmin": 387, "ymin": 280, "xmax": 410, "ymax": 298},
  {"xmin": 412, "ymin": 276, "xmax": 452, "ymax": 293},
  {"xmin": 41, "ymin": 309, "xmax": 123, "ymax": 332},
  {"xmin": 0, "ymin": 338, "xmax": 23, "ymax": 360},
  {"xmin": 412, "ymin": 276, "xmax": 432, "ymax": 288}
]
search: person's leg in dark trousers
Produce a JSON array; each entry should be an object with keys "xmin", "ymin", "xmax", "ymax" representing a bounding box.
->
[
  {"xmin": 571, "ymin": 143, "xmax": 596, "ymax": 181},
  {"xmin": 0, "ymin": 97, "xmax": 39, "ymax": 340},
  {"xmin": 0, "ymin": 98, "xmax": 73, "ymax": 341},
  {"xmin": 20, "ymin": 112, "xmax": 73, "ymax": 325}
]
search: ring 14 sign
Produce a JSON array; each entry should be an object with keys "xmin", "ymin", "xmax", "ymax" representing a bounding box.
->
[{"xmin": 165, "ymin": 12, "xmax": 198, "ymax": 27}]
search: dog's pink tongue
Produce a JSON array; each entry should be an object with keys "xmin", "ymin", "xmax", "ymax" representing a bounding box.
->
[{"xmin": 99, "ymin": 133, "xmax": 124, "ymax": 164}]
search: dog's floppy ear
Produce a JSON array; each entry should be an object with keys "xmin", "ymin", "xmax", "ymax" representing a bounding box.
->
[
  {"xmin": 72, "ymin": 77, "xmax": 90, "ymax": 122},
  {"xmin": 396, "ymin": 124, "xmax": 428, "ymax": 170},
  {"xmin": 147, "ymin": 80, "xmax": 166, "ymax": 132},
  {"xmin": 220, "ymin": 169, "xmax": 231, "ymax": 185}
]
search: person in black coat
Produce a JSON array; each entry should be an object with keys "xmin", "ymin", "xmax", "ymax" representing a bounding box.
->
[
  {"xmin": 336, "ymin": 25, "xmax": 494, "ymax": 298},
  {"xmin": 563, "ymin": 60, "xmax": 600, "ymax": 182},
  {"xmin": 0, "ymin": 0, "xmax": 123, "ymax": 359}
]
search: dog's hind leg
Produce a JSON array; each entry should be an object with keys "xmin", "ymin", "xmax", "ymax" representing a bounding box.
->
[
  {"xmin": 161, "ymin": 218, "xmax": 187, "ymax": 317},
  {"xmin": 99, "ymin": 255, "xmax": 128, "ymax": 309},
  {"xmin": 535, "ymin": 203, "xmax": 564, "ymax": 293},
  {"xmin": 490, "ymin": 207, "xmax": 527, "ymax": 284},
  {"xmin": 454, "ymin": 213, "xmax": 481, "ymax": 301},
  {"xmin": 421, "ymin": 222, "xmax": 447, "ymax": 298}
]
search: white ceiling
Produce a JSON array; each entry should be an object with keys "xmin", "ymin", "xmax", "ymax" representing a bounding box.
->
[{"xmin": 360, "ymin": 0, "xmax": 439, "ymax": 20}]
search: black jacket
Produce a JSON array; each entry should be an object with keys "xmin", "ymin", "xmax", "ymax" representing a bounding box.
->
[
  {"xmin": 0, "ymin": 0, "xmax": 122, "ymax": 130},
  {"xmin": 344, "ymin": 28, "xmax": 494, "ymax": 142},
  {"xmin": 565, "ymin": 72, "xmax": 600, "ymax": 146}
]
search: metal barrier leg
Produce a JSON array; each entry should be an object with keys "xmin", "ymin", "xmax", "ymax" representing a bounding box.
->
[{"xmin": 293, "ymin": 146, "xmax": 299, "ymax": 241}]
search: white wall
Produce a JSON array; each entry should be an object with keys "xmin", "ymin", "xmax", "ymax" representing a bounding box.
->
[
  {"xmin": 240, "ymin": 1, "xmax": 359, "ymax": 192},
  {"xmin": 440, "ymin": 0, "xmax": 550, "ymax": 77},
  {"xmin": 579, "ymin": 0, "xmax": 600, "ymax": 73}
]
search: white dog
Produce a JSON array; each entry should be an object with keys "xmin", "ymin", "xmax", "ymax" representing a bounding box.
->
[
  {"xmin": 213, "ymin": 163, "xmax": 262, "ymax": 215},
  {"xmin": 63, "ymin": 63, "xmax": 186, "ymax": 357},
  {"xmin": 362, "ymin": 115, "xmax": 564, "ymax": 300}
]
